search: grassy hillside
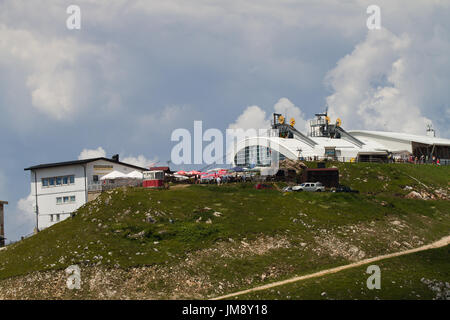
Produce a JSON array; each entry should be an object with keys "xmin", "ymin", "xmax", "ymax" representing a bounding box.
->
[
  {"xmin": 238, "ymin": 244, "xmax": 450, "ymax": 300},
  {"xmin": 334, "ymin": 162, "xmax": 450, "ymax": 196},
  {"xmin": 0, "ymin": 163, "xmax": 449, "ymax": 299}
]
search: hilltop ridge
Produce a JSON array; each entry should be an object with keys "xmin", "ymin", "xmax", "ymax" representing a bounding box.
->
[{"xmin": 0, "ymin": 163, "xmax": 449, "ymax": 299}]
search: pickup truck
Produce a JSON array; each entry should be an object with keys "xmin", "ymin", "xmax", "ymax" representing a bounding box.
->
[{"xmin": 292, "ymin": 182, "xmax": 325, "ymax": 192}]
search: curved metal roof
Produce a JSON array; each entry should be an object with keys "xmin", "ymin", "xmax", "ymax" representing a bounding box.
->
[{"xmin": 348, "ymin": 130, "xmax": 450, "ymax": 146}]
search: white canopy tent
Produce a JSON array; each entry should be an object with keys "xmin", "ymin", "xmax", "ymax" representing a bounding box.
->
[
  {"xmin": 100, "ymin": 170, "xmax": 128, "ymax": 180},
  {"xmin": 173, "ymin": 174, "xmax": 189, "ymax": 181},
  {"xmin": 127, "ymin": 170, "xmax": 144, "ymax": 179}
]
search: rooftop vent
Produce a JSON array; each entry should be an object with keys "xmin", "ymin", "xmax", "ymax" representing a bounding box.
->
[{"xmin": 112, "ymin": 154, "xmax": 119, "ymax": 162}]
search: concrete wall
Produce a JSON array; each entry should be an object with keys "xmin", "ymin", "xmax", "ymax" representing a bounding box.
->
[{"xmin": 0, "ymin": 202, "xmax": 6, "ymax": 247}]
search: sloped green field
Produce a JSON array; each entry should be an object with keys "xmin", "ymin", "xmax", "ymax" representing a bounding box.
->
[
  {"xmin": 0, "ymin": 163, "xmax": 448, "ymax": 299},
  {"xmin": 238, "ymin": 244, "xmax": 450, "ymax": 300}
]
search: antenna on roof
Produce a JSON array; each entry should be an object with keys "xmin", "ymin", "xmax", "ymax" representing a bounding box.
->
[{"xmin": 426, "ymin": 124, "xmax": 436, "ymax": 137}]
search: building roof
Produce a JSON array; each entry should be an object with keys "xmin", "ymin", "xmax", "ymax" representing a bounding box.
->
[
  {"xmin": 150, "ymin": 166, "xmax": 172, "ymax": 172},
  {"xmin": 248, "ymin": 135, "xmax": 387, "ymax": 154},
  {"xmin": 24, "ymin": 157, "xmax": 148, "ymax": 171},
  {"xmin": 0, "ymin": 201, "xmax": 7, "ymax": 205},
  {"xmin": 308, "ymin": 136, "xmax": 386, "ymax": 150},
  {"xmin": 348, "ymin": 130, "xmax": 450, "ymax": 146}
]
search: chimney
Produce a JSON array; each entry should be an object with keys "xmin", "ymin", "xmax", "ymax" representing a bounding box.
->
[{"xmin": 112, "ymin": 154, "xmax": 119, "ymax": 162}]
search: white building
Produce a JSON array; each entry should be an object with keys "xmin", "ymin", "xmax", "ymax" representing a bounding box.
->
[
  {"xmin": 349, "ymin": 130, "xmax": 450, "ymax": 162},
  {"xmin": 233, "ymin": 134, "xmax": 389, "ymax": 166},
  {"xmin": 25, "ymin": 156, "xmax": 147, "ymax": 231},
  {"xmin": 233, "ymin": 112, "xmax": 450, "ymax": 167}
]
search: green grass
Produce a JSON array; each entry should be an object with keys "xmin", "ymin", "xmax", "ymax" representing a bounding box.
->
[
  {"xmin": 333, "ymin": 162, "xmax": 449, "ymax": 196},
  {"xmin": 238, "ymin": 245, "xmax": 450, "ymax": 300},
  {"xmin": 0, "ymin": 163, "xmax": 448, "ymax": 299}
]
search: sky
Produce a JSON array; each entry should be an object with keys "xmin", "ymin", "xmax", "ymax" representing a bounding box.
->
[{"xmin": 1, "ymin": 0, "xmax": 449, "ymax": 241}]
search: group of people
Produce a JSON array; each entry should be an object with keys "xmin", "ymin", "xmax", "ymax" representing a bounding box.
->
[
  {"xmin": 390, "ymin": 154, "xmax": 441, "ymax": 165},
  {"xmin": 410, "ymin": 155, "xmax": 441, "ymax": 165},
  {"xmin": 193, "ymin": 173, "xmax": 252, "ymax": 185}
]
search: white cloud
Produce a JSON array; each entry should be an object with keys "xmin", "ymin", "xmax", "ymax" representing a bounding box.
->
[
  {"xmin": 325, "ymin": 27, "xmax": 449, "ymax": 136},
  {"xmin": 228, "ymin": 105, "xmax": 270, "ymax": 131},
  {"xmin": 273, "ymin": 98, "xmax": 309, "ymax": 132},
  {"xmin": 78, "ymin": 146, "xmax": 156, "ymax": 168},
  {"xmin": 0, "ymin": 24, "xmax": 119, "ymax": 121},
  {"xmin": 2, "ymin": 1, "xmax": 448, "ymax": 137},
  {"xmin": 121, "ymin": 155, "xmax": 158, "ymax": 168},
  {"xmin": 78, "ymin": 147, "xmax": 106, "ymax": 160},
  {"xmin": 228, "ymin": 98, "xmax": 308, "ymax": 132},
  {"xmin": 16, "ymin": 193, "xmax": 35, "ymax": 224}
]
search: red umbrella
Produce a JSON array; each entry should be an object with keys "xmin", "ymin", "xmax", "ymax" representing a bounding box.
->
[{"xmin": 176, "ymin": 170, "xmax": 187, "ymax": 175}]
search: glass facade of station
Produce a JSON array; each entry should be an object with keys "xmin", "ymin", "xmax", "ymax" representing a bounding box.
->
[{"xmin": 234, "ymin": 145, "xmax": 286, "ymax": 167}]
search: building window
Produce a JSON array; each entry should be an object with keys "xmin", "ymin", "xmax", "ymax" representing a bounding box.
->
[
  {"xmin": 57, "ymin": 196, "xmax": 75, "ymax": 204},
  {"xmin": 56, "ymin": 214, "xmax": 60, "ymax": 222},
  {"xmin": 42, "ymin": 175, "xmax": 75, "ymax": 188},
  {"xmin": 50, "ymin": 215, "xmax": 54, "ymax": 222},
  {"xmin": 93, "ymin": 175, "xmax": 99, "ymax": 182},
  {"xmin": 234, "ymin": 145, "xmax": 285, "ymax": 167}
]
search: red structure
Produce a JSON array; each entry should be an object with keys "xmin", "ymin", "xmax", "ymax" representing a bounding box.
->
[
  {"xmin": 143, "ymin": 170, "xmax": 165, "ymax": 188},
  {"xmin": 143, "ymin": 179, "xmax": 164, "ymax": 188}
]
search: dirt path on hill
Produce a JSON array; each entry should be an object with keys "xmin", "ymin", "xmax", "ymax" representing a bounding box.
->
[{"xmin": 211, "ymin": 235, "xmax": 450, "ymax": 300}]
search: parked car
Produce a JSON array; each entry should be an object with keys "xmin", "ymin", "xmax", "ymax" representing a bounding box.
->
[
  {"xmin": 282, "ymin": 186, "xmax": 293, "ymax": 192},
  {"xmin": 332, "ymin": 185, "xmax": 359, "ymax": 193},
  {"xmin": 292, "ymin": 182, "xmax": 325, "ymax": 192}
]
